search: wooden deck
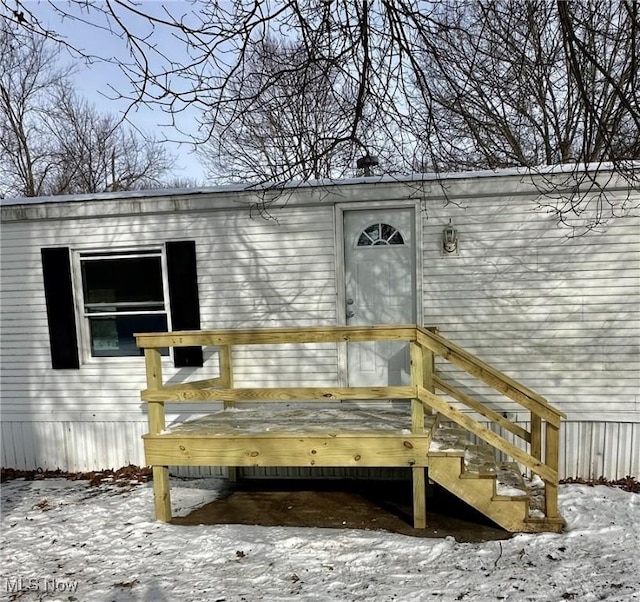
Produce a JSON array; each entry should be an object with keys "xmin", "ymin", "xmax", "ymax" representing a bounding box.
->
[
  {"xmin": 144, "ymin": 407, "xmax": 435, "ymax": 467},
  {"xmin": 137, "ymin": 325, "xmax": 565, "ymax": 533}
]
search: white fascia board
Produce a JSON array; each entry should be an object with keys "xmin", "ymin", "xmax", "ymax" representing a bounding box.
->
[{"xmin": 1, "ymin": 163, "xmax": 635, "ymax": 222}]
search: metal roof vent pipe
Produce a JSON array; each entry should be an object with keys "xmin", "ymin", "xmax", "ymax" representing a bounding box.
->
[{"xmin": 356, "ymin": 154, "xmax": 379, "ymax": 177}]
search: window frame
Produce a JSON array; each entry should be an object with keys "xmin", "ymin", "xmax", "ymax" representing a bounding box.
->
[
  {"xmin": 354, "ymin": 222, "xmax": 407, "ymax": 248},
  {"xmin": 73, "ymin": 246, "xmax": 172, "ymax": 363}
]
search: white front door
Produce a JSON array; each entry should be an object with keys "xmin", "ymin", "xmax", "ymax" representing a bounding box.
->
[{"xmin": 343, "ymin": 208, "xmax": 417, "ymax": 386}]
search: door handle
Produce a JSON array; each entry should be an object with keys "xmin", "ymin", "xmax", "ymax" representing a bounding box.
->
[{"xmin": 346, "ymin": 310, "xmax": 355, "ymax": 318}]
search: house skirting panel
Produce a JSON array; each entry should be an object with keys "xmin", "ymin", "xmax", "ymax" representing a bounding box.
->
[{"xmin": 0, "ymin": 420, "xmax": 148, "ymax": 473}]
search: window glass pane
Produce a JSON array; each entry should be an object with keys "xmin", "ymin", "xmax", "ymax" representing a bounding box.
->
[
  {"xmin": 89, "ymin": 314, "xmax": 168, "ymax": 357},
  {"xmin": 357, "ymin": 233, "xmax": 373, "ymax": 246},
  {"xmin": 388, "ymin": 231, "xmax": 403, "ymax": 244},
  {"xmin": 364, "ymin": 224, "xmax": 381, "ymax": 241},
  {"xmin": 381, "ymin": 223, "xmax": 395, "ymax": 239},
  {"xmin": 357, "ymin": 223, "xmax": 405, "ymax": 247},
  {"xmin": 82, "ymin": 257, "xmax": 163, "ymax": 304}
]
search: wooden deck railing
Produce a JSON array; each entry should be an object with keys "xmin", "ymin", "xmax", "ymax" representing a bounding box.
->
[
  {"xmin": 414, "ymin": 326, "xmax": 565, "ymax": 519},
  {"xmin": 136, "ymin": 324, "xmax": 564, "ymax": 520}
]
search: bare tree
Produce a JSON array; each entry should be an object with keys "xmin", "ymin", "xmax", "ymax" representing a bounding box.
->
[
  {"xmin": 0, "ymin": 26, "xmax": 174, "ymax": 198},
  {"xmin": 0, "ymin": 1, "xmax": 458, "ymax": 179},
  {"xmin": 0, "ymin": 25, "xmax": 71, "ymax": 196},
  {"xmin": 160, "ymin": 176, "xmax": 204, "ymax": 189},
  {"xmin": 199, "ymin": 36, "xmax": 367, "ymax": 184},
  {"xmin": 412, "ymin": 1, "xmax": 638, "ymax": 169},
  {"xmin": 400, "ymin": 0, "xmax": 639, "ymax": 229},
  {"xmin": 1, "ymin": 1, "xmax": 637, "ymax": 221},
  {"xmin": 47, "ymin": 89, "xmax": 174, "ymax": 194}
]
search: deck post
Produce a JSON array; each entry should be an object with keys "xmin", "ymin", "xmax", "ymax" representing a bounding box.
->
[
  {"xmin": 410, "ymin": 343, "xmax": 425, "ymax": 433},
  {"xmin": 530, "ymin": 413, "xmax": 542, "ymax": 462},
  {"xmin": 152, "ymin": 466, "xmax": 172, "ymax": 522},
  {"xmin": 544, "ymin": 422, "xmax": 560, "ymax": 519},
  {"xmin": 219, "ymin": 345, "xmax": 234, "ymax": 389},
  {"xmin": 410, "ymin": 342, "xmax": 427, "ymax": 528},
  {"xmin": 219, "ymin": 345, "xmax": 237, "ymax": 482},
  {"xmin": 422, "ymin": 348, "xmax": 435, "ymax": 412},
  {"xmin": 423, "ymin": 328, "xmax": 438, "ymax": 396},
  {"xmin": 145, "ymin": 348, "xmax": 172, "ymax": 522},
  {"xmin": 412, "ymin": 467, "xmax": 427, "ymax": 529}
]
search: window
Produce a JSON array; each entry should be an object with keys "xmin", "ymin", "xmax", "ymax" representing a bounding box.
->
[
  {"xmin": 80, "ymin": 251, "xmax": 168, "ymax": 357},
  {"xmin": 42, "ymin": 242, "xmax": 201, "ymax": 368},
  {"xmin": 357, "ymin": 223, "xmax": 405, "ymax": 246}
]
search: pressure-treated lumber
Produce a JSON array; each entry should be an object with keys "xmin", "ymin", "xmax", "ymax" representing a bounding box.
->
[
  {"xmin": 423, "ymin": 347, "xmax": 435, "ymax": 395},
  {"xmin": 412, "ymin": 466, "xmax": 427, "ymax": 529},
  {"xmin": 428, "ymin": 456, "xmax": 533, "ymax": 532},
  {"xmin": 219, "ymin": 345, "xmax": 234, "ymax": 389},
  {"xmin": 410, "ymin": 343, "xmax": 425, "ymax": 433},
  {"xmin": 544, "ymin": 422, "xmax": 560, "ymax": 519},
  {"xmin": 144, "ymin": 348, "xmax": 171, "ymax": 522},
  {"xmin": 137, "ymin": 324, "xmax": 563, "ymax": 532},
  {"xmin": 145, "ymin": 349, "xmax": 165, "ymax": 435},
  {"xmin": 141, "ymin": 385, "xmax": 415, "ymax": 402},
  {"xmin": 410, "ymin": 342, "xmax": 427, "ymax": 528},
  {"xmin": 416, "ymin": 328, "xmax": 564, "ymax": 426},
  {"xmin": 219, "ymin": 345, "xmax": 237, "ymax": 481},
  {"xmin": 152, "ymin": 465, "xmax": 172, "ymax": 522},
  {"xmin": 417, "ymin": 387, "xmax": 557, "ymax": 483},
  {"xmin": 143, "ymin": 433, "xmax": 431, "ymax": 467},
  {"xmin": 530, "ymin": 414, "xmax": 542, "ymax": 462},
  {"xmin": 136, "ymin": 325, "xmax": 418, "ymax": 348},
  {"xmin": 434, "ymin": 376, "xmax": 530, "ymax": 442},
  {"xmin": 427, "ymin": 423, "xmax": 563, "ymax": 533}
]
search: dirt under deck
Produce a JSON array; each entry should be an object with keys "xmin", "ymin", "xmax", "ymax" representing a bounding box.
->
[{"xmin": 172, "ymin": 478, "xmax": 512, "ymax": 543}]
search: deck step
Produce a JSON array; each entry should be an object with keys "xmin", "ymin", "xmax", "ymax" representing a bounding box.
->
[
  {"xmin": 427, "ymin": 419, "xmax": 563, "ymax": 533},
  {"xmin": 429, "ymin": 423, "xmax": 498, "ymax": 475},
  {"xmin": 428, "ymin": 423, "xmax": 468, "ymax": 456},
  {"xmin": 524, "ymin": 474, "xmax": 547, "ymax": 518},
  {"xmin": 462, "ymin": 444, "xmax": 497, "ymax": 478},
  {"xmin": 494, "ymin": 462, "xmax": 529, "ymax": 500}
]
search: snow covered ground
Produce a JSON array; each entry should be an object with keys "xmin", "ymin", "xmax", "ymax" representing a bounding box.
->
[{"xmin": 1, "ymin": 477, "xmax": 638, "ymax": 602}]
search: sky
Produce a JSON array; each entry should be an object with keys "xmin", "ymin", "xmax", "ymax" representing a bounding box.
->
[
  {"xmin": 28, "ymin": 1, "xmax": 209, "ymax": 184},
  {"xmin": 1, "ymin": 476, "xmax": 639, "ymax": 601}
]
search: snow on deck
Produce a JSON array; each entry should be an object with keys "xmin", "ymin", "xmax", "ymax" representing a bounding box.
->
[{"xmin": 161, "ymin": 407, "xmax": 431, "ymax": 436}]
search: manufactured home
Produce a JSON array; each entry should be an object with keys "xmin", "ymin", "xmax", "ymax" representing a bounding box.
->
[{"xmin": 1, "ymin": 167, "xmax": 638, "ymax": 486}]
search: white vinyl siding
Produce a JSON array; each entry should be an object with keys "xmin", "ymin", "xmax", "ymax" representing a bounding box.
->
[
  {"xmin": 0, "ymin": 205, "xmax": 339, "ymax": 430},
  {"xmin": 420, "ymin": 190, "xmax": 639, "ymax": 423}
]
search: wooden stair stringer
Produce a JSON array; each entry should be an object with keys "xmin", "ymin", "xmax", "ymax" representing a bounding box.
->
[{"xmin": 428, "ymin": 455, "xmax": 532, "ymax": 532}]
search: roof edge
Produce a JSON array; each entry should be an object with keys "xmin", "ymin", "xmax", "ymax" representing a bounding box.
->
[{"xmin": 2, "ymin": 162, "xmax": 635, "ymax": 208}]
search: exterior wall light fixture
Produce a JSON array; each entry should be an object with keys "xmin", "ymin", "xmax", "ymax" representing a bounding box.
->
[{"xmin": 442, "ymin": 219, "xmax": 459, "ymax": 255}]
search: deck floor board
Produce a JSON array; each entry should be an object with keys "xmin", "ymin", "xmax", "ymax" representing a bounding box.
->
[{"xmin": 155, "ymin": 406, "xmax": 435, "ymax": 438}]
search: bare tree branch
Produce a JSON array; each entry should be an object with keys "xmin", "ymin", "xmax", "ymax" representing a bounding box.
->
[
  {"xmin": 0, "ymin": 26, "xmax": 174, "ymax": 198},
  {"xmin": 0, "ymin": 0, "xmax": 637, "ymax": 225}
]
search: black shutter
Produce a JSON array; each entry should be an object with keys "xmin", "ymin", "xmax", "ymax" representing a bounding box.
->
[
  {"xmin": 166, "ymin": 241, "xmax": 203, "ymax": 367},
  {"xmin": 41, "ymin": 247, "xmax": 80, "ymax": 369}
]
